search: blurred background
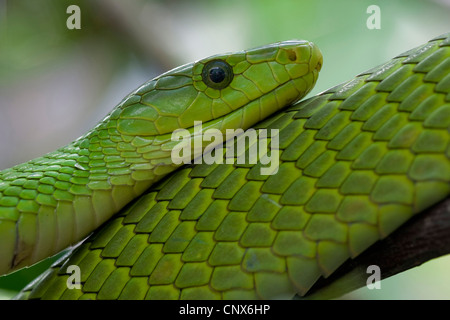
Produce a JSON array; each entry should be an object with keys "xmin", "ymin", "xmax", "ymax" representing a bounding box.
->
[{"xmin": 0, "ymin": 0, "xmax": 449, "ymax": 299}]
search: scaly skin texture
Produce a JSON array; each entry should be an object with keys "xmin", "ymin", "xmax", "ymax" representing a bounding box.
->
[
  {"xmin": 0, "ymin": 41, "xmax": 323, "ymax": 275},
  {"xmin": 12, "ymin": 33, "xmax": 450, "ymax": 299}
]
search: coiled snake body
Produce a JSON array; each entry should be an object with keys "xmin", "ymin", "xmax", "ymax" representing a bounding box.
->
[{"xmin": 1, "ymin": 33, "xmax": 449, "ymax": 299}]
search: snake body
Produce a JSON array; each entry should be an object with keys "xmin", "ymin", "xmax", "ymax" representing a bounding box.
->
[{"xmin": 3, "ymin": 33, "xmax": 450, "ymax": 299}]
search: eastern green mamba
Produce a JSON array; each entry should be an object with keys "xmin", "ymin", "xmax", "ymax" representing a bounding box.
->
[
  {"xmin": 0, "ymin": 41, "xmax": 322, "ymax": 275},
  {"xmin": 2, "ymin": 33, "xmax": 450, "ymax": 300}
]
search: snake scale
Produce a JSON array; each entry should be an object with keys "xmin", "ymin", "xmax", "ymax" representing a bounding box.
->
[{"xmin": 1, "ymin": 33, "xmax": 450, "ymax": 300}]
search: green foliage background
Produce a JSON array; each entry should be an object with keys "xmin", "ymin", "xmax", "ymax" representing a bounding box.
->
[{"xmin": 0, "ymin": 0, "xmax": 449, "ymax": 299}]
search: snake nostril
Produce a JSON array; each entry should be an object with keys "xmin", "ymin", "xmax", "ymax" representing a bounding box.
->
[
  {"xmin": 316, "ymin": 60, "xmax": 322, "ymax": 71},
  {"xmin": 287, "ymin": 49, "xmax": 297, "ymax": 61}
]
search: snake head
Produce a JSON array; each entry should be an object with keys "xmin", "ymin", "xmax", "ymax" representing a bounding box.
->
[{"xmin": 111, "ymin": 40, "xmax": 323, "ymax": 137}]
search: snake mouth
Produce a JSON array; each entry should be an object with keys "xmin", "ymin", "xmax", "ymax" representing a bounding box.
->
[
  {"xmin": 315, "ymin": 58, "xmax": 323, "ymax": 72},
  {"xmin": 170, "ymin": 70, "xmax": 322, "ymax": 144}
]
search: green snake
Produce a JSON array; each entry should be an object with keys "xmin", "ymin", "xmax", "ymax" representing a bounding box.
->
[{"xmin": 2, "ymin": 33, "xmax": 450, "ymax": 299}]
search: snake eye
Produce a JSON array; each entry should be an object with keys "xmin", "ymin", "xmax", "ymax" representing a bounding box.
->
[{"xmin": 202, "ymin": 60, "xmax": 234, "ymax": 89}]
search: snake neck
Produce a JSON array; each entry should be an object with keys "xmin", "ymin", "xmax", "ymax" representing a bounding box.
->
[{"xmin": 0, "ymin": 115, "xmax": 182, "ymax": 275}]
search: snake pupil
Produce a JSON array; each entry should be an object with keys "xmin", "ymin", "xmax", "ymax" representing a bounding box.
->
[{"xmin": 209, "ymin": 67, "xmax": 226, "ymax": 83}]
